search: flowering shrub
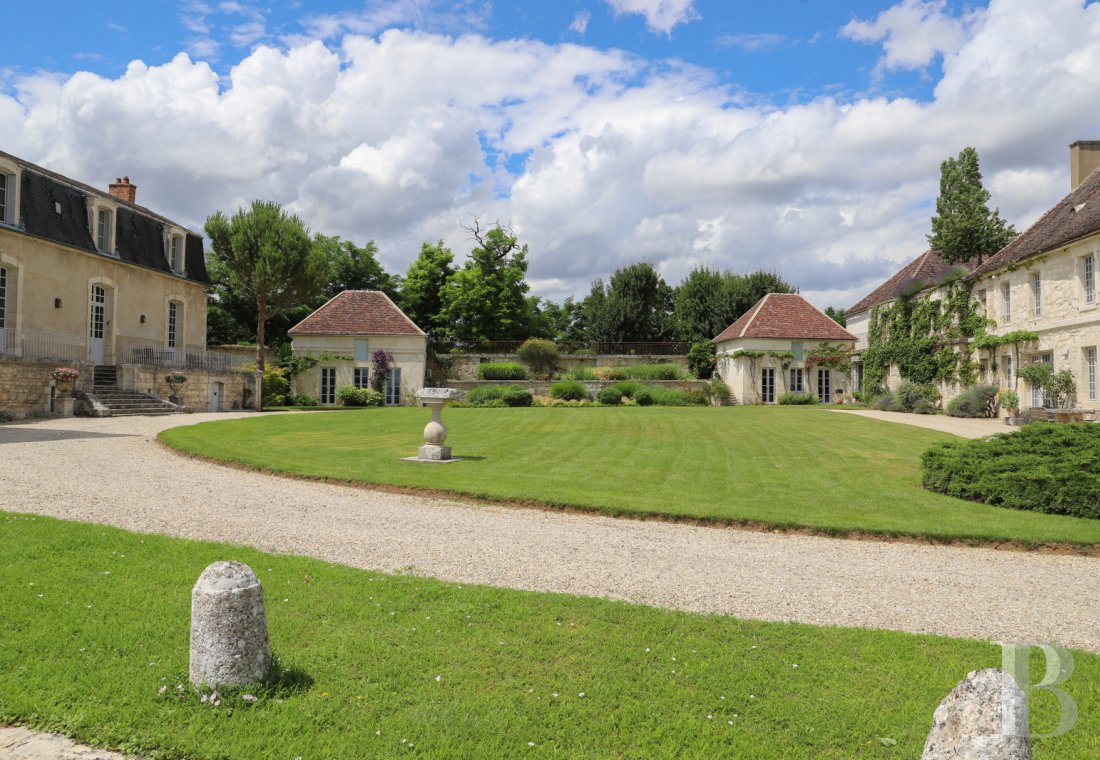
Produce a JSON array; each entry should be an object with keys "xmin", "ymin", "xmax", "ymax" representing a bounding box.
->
[
  {"xmin": 370, "ymin": 349, "xmax": 394, "ymax": 392},
  {"xmin": 52, "ymin": 367, "xmax": 80, "ymax": 382}
]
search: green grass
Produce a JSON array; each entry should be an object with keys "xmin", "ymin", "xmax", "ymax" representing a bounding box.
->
[
  {"xmin": 2, "ymin": 513, "xmax": 1096, "ymax": 758},
  {"xmin": 159, "ymin": 406, "xmax": 1100, "ymax": 546}
]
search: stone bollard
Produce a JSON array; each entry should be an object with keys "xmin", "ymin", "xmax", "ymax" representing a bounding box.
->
[
  {"xmin": 922, "ymin": 668, "xmax": 1031, "ymax": 759},
  {"xmin": 189, "ymin": 561, "xmax": 272, "ymax": 688}
]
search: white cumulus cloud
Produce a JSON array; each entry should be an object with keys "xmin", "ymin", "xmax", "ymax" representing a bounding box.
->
[
  {"xmin": 604, "ymin": 0, "xmax": 700, "ymax": 35},
  {"xmin": 1, "ymin": 0, "xmax": 1099, "ymax": 311},
  {"xmin": 841, "ymin": 0, "xmax": 973, "ymax": 74}
]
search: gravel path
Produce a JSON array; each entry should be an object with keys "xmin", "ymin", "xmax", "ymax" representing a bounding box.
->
[
  {"xmin": 1, "ymin": 412, "xmax": 1097, "ymax": 654},
  {"xmin": 831, "ymin": 408, "xmax": 1006, "ymax": 438}
]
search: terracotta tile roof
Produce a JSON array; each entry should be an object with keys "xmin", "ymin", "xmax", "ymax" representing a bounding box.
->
[
  {"xmin": 288, "ymin": 291, "xmax": 425, "ymax": 337},
  {"xmin": 714, "ymin": 293, "xmax": 855, "ymax": 343},
  {"xmin": 970, "ymin": 167, "xmax": 1100, "ymax": 278},
  {"xmin": 845, "ymin": 250, "xmax": 970, "ymax": 317}
]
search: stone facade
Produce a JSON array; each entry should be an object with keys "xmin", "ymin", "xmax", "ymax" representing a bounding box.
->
[
  {"xmin": 714, "ymin": 337, "xmax": 854, "ymax": 405},
  {"xmin": 292, "ymin": 333, "xmax": 427, "ymax": 406}
]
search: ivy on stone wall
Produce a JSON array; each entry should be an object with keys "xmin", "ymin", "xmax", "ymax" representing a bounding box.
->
[{"xmin": 862, "ymin": 277, "xmax": 985, "ymax": 392}]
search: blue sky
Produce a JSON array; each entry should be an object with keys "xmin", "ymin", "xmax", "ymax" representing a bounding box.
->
[{"xmin": 2, "ymin": 1, "xmax": 1099, "ymax": 308}]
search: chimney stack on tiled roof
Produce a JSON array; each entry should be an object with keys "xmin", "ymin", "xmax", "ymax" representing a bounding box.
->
[
  {"xmin": 1070, "ymin": 141, "xmax": 1100, "ymax": 191},
  {"xmin": 108, "ymin": 176, "xmax": 136, "ymax": 203}
]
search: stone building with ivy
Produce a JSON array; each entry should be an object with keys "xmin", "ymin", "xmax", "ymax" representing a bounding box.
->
[
  {"xmin": 713, "ymin": 293, "xmax": 855, "ymax": 405},
  {"xmin": 846, "ymin": 141, "xmax": 1100, "ymax": 412}
]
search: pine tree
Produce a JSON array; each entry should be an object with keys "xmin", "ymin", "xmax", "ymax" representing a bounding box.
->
[{"xmin": 928, "ymin": 147, "xmax": 1017, "ymax": 265}]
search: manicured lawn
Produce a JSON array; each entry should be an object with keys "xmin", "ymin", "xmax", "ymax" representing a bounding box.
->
[
  {"xmin": 1, "ymin": 513, "xmax": 1096, "ymax": 758},
  {"xmin": 159, "ymin": 406, "xmax": 1100, "ymax": 546}
]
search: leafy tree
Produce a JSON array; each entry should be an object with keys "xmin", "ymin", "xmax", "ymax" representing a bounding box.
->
[
  {"xmin": 441, "ymin": 222, "xmax": 534, "ymax": 342},
  {"xmin": 928, "ymin": 147, "xmax": 1017, "ymax": 265},
  {"xmin": 315, "ymin": 234, "xmax": 397, "ymax": 299},
  {"xmin": 674, "ymin": 267, "xmax": 797, "ymax": 341},
  {"xmin": 204, "ymin": 200, "xmax": 327, "ymax": 382},
  {"xmin": 576, "ymin": 278, "xmax": 618, "ymax": 343},
  {"xmin": 528, "ymin": 297, "xmax": 580, "ymax": 342},
  {"xmin": 399, "ymin": 240, "xmax": 457, "ymax": 335},
  {"xmin": 674, "ymin": 267, "xmax": 730, "ymax": 342},
  {"xmin": 605, "ymin": 262, "xmax": 675, "ymax": 342},
  {"xmin": 824, "ymin": 306, "xmax": 848, "ymax": 327}
]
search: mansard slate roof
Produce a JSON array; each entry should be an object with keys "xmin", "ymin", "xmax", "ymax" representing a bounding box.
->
[
  {"xmin": 714, "ymin": 293, "xmax": 855, "ymax": 343},
  {"xmin": 845, "ymin": 250, "xmax": 965, "ymax": 317},
  {"xmin": 970, "ymin": 166, "xmax": 1100, "ymax": 278},
  {"xmin": 0, "ymin": 149, "xmax": 209, "ymax": 285},
  {"xmin": 289, "ymin": 290, "xmax": 426, "ymax": 337}
]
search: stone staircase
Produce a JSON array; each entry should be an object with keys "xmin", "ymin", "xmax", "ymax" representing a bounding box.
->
[{"xmin": 90, "ymin": 366, "xmax": 184, "ymax": 417}]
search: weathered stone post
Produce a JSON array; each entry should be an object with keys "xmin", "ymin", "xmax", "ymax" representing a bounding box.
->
[
  {"xmin": 411, "ymin": 387, "xmax": 462, "ymax": 461},
  {"xmin": 189, "ymin": 561, "xmax": 271, "ymax": 688},
  {"xmin": 922, "ymin": 668, "xmax": 1030, "ymax": 759}
]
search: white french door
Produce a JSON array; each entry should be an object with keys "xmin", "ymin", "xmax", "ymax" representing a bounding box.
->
[
  {"xmin": 817, "ymin": 369, "xmax": 831, "ymax": 403},
  {"xmin": 90, "ymin": 285, "xmax": 106, "ymax": 364}
]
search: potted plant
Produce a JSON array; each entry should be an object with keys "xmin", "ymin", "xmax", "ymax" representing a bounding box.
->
[
  {"xmin": 165, "ymin": 372, "xmax": 187, "ymax": 405},
  {"xmin": 999, "ymin": 389, "xmax": 1020, "ymax": 425},
  {"xmin": 52, "ymin": 367, "xmax": 80, "ymax": 396}
]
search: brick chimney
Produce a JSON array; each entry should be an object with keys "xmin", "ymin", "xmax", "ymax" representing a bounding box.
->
[
  {"xmin": 108, "ymin": 176, "xmax": 136, "ymax": 204},
  {"xmin": 1070, "ymin": 141, "xmax": 1100, "ymax": 191}
]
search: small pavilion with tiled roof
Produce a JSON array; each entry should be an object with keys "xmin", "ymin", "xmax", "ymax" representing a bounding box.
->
[
  {"xmin": 288, "ymin": 290, "xmax": 427, "ymax": 406},
  {"xmin": 713, "ymin": 293, "xmax": 855, "ymax": 405}
]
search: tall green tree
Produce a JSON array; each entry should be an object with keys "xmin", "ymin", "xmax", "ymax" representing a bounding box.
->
[
  {"xmin": 441, "ymin": 223, "xmax": 534, "ymax": 342},
  {"xmin": 399, "ymin": 241, "xmax": 457, "ymax": 335},
  {"xmin": 315, "ymin": 234, "xmax": 397, "ymax": 299},
  {"xmin": 204, "ymin": 200, "xmax": 327, "ymax": 376},
  {"xmin": 602, "ymin": 262, "xmax": 675, "ymax": 342},
  {"xmin": 928, "ymin": 147, "xmax": 1017, "ymax": 265},
  {"xmin": 674, "ymin": 267, "xmax": 797, "ymax": 341}
]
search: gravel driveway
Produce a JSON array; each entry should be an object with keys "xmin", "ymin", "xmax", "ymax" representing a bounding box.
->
[{"xmin": 2, "ymin": 412, "xmax": 1097, "ymax": 653}]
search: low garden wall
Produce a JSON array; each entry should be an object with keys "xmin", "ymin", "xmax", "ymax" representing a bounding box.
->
[
  {"xmin": 443, "ymin": 353, "xmax": 690, "ymax": 382},
  {"xmin": 447, "ymin": 379, "xmax": 713, "ymax": 400},
  {"xmin": 119, "ymin": 365, "xmax": 253, "ymax": 412},
  {"xmin": 0, "ymin": 358, "xmax": 96, "ymax": 419}
]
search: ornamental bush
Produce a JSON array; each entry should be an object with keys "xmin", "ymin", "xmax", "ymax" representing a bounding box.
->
[
  {"xmin": 632, "ymin": 387, "xmax": 654, "ymax": 406},
  {"xmin": 295, "ymin": 394, "xmax": 318, "ymax": 407},
  {"xmin": 335, "ymin": 385, "xmax": 384, "ymax": 407},
  {"xmin": 647, "ymin": 386, "xmax": 694, "ymax": 406},
  {"xmin": 687, "ymin": 341, "xmax": 717, "ymax": 379},
  {"xmin": 466, "ymin": 385, "xmax": 533, "ymax": 407},
  {"xmin": 777, "ymin": 391, "xmax": 818, "ymax": 405},
  {"xmin": 708, "ymin": 380, "xmax": 731, "ymax": 406},
  {"xmin": 516, "ymin": 338, "xmax": 559, "ymax": 377},
  {"xmin": 921, "ymin": 424, "xmax": 1100, "ymax": 518},
  {"xmin": 892, "ymin": 381, "xmax": 940, "ymax": 413},
  {"xmin": 597, "ymin": 386, "xmax": 623, "ymax": 405},
  {"xmin": 946, "ymin": 385, "xmax": 999, "ymax": 418},
  {"xmin": 477, "ymin": 362, "xmax": 528, "ymax": 381},
  {"xmin": 549, "ymin": 380, "xmax": 589, "ymax": 401}
]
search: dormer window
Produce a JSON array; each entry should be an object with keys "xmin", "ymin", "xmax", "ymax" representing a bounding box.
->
[
  {"xmin": 87, "ymin": 197, "xmax": 118, "ymax": 255},
  {"xmin": 0, "ymin": 158, "xmax": 21, "ymax": 227},
  {"xmin": 96, "ymin": 208, "xmax": 113, "ymax": 252},
  {"xmin": 169, "ymin": 235, "xmax": 183, "ymax": 274}
]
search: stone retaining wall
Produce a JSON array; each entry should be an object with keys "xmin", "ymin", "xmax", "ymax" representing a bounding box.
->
[
  {"xmin": 119, "ymin": 365, "xmax": 253, "ymax": 412},
  {"xmin": 442, "ymin": 353, "xmax": 690, "ymax": 382},
  {"xmin": 0, "ymin": 358, "xmax": 95, "ymax": 419},
  {"xmin": 447, "ymin": 378, "xmax": 714, "ymax": 401}
]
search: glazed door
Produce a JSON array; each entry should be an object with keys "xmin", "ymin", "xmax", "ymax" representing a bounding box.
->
[{"xmin": 89, "ymin": 285, "xmax": 106, "ymax": 364}]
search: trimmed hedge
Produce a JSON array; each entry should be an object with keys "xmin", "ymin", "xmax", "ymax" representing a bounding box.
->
[
  {"xmin": 921, "ymin": 424, "xmax": 1100, "ymax": 518},
  {"xmin": 549, "ymin": 380, "xmax": 589, "ymax": 401},
  {"xmin": 778, "ymin": 392, "xmax": 818, "ymax": 405},
  {"xmin": 477, "ymin": 362, "xmax": 528, "ymax": 381}
]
